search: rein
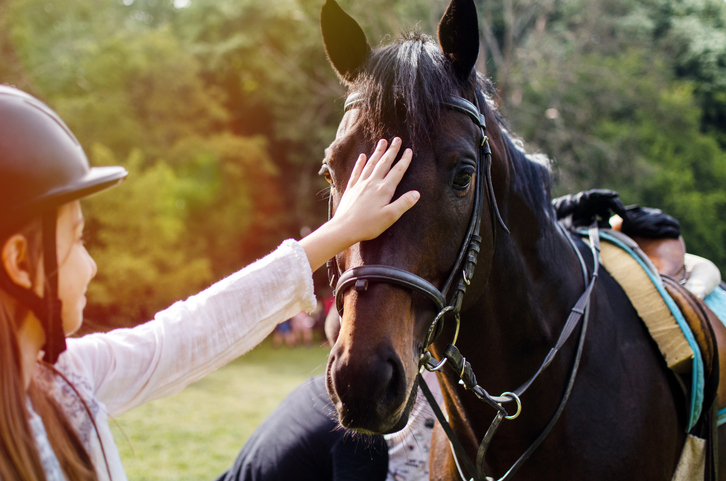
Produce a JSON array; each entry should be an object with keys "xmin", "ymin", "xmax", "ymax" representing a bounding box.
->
[
  {"xmin": 325, "ymin": 89, "xmax": 601, "ymax": 480},
  {"xmin": 419, "ymin": 222, "xmax": 600, "ymax": 481}
]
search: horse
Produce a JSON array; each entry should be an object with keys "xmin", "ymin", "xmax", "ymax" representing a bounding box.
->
[{"xmin": 319, "ymin": 0, "xmax": 703, "ymax": 479}]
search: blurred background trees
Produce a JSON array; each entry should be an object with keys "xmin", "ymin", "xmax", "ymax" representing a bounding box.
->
[{"xmin": 1, "ymin": 0, "xmax": 724, "ymax": 327}]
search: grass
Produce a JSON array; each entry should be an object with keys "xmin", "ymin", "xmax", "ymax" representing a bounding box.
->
[{"xmin": 109, "ymin": 339, "xmax": 330, "ymax": 480}]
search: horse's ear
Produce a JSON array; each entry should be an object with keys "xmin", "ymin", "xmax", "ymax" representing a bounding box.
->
[
  {"xmin": 437, "ymin": 0, "xmax": 480, "ymax": 83},
  {"xmin": 320, "ymin": 0, "xmax": 371, "ymax": 84}
]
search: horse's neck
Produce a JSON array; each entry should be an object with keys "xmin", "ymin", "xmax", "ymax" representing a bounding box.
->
[
  {"xmin": 437, "ymin": 190, "xmax": 590, "ymax": 437},
  {"xmin": 482, "ymin": 146, "xmax": 590, "ymax": 370},
  {"xmin": 477, "ymin": 219, "xmax": 587, "ymax": 368}
]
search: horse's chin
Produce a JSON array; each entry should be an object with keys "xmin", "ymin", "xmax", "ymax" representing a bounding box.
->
[{"xmin": 334, "ymin": 381, "xmax": 418, "ymax": 434}]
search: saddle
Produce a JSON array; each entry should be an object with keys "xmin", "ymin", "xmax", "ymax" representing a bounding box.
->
[
  {"xmin": 633, "ymin": 236, "xmax": 726, "ymax": 413},
  {"xmin": 631, "ymin": 235, "xmax": 688, "ymax": 281},
  {"xmin": 660, "ymin": 276, "xmax": 726, "ymax": 481},
  {"xmin": 596, "ymin": 232, "xmax": 724, "ymax": 481},
  {"xmin": 661, "ymin": 276, "xmax": 723, "ymax": 410},
  {"xmin": 558, "ymin": 190, "xmax": 722, "ymax": 479}
]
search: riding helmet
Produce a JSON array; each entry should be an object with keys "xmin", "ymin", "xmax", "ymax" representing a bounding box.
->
[{"xmin": 0, "ymin": 85, "xmax": 128, "ymax": 363}]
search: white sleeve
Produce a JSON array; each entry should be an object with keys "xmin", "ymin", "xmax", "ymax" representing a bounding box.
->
[
  {"xmin": 684, "ymin": 253, "xmax": 722, "ymax": 299},
  {"xmin": 59, "ymin": 239, "xmax": 316, "ymax": 417}
]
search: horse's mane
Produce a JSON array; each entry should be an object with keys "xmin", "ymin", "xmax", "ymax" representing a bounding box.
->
[
  {"xmin": 352, "ymin": 31, "xmax": 460, "ymax": 145},
  {"xmin": 494, "ymin": 126, "xmax": 555, "ymax": 224},
  {"xmin": 352, "ymin": 30, "xmax": 554, "ymax": 222}
]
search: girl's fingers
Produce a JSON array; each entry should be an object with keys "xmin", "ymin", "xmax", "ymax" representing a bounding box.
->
[
  {"xmin": 382, "ymin": 147, "xmax": 412, "ymax": 185},
  {"xmin": 347, "ymin": 154, "xmax": 367, "ymax": 188},
  {"xmin": 359, "ymin": 139, "xmax": 388, "ymax": 180},
  {"xmin": 371, "ymin": 137, "xmax": 402, "ymax": 178},
  {"xmin": 383, "ymin": 190, "xmax": 420, "ymax": 223}
]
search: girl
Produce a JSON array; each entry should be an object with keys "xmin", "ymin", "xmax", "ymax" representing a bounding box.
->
[{"xmin": 0, "ymin": 85, "xmax": 419, "ymax": 480}]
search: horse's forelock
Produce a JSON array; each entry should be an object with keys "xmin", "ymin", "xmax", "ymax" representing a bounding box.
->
[
  {"xmin": 348, "ymin": 31, "xmax": 553, "ymax": 219},
  {"xmin": 352, "ymin": 31, "xmax": 462, "ymax": 145}
]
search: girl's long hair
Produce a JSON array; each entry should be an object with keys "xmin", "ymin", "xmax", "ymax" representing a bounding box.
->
[{"xmin": 0, "ymin": 219, "xmax": 97, "ymax": 480}]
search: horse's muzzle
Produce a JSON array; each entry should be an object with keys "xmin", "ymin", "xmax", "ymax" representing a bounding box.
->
[{"xmin": 326, "ymin": 341, "xmax": 414, "ymax": 434}]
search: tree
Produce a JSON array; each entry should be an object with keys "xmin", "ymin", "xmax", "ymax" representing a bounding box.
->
[
  {"xmin": 495, "ymin": 0, "xmax": 726, "ymax": 269},
  {"xmin": 5, "ymin": 0, "xmax": 284, "ymax": 327},
  {"xmin": 3, "ymin": 0, "xmax": 725, "ymax": 323}
]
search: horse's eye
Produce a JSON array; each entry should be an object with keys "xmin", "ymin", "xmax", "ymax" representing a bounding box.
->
[
  {"xmin": 452, "ymin": 169, "xmax": 474, "ymax": 190},
  {"xmin": 320, "ymin": 164, "xmax": 334, "ymax": 185}
]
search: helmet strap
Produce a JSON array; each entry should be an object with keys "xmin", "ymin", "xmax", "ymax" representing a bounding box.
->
[
  {"xmin": 41, "ymin": 211, "xmax": 66, "ymax": 364},
  {"xmin": 0, "ymin": 210, "xmax": 65, "ymax": 364}
]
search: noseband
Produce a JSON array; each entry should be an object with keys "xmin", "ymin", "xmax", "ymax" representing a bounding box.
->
[{"xmin": 327, "ymin": 90, "xmax": 509, "ymax": 352}]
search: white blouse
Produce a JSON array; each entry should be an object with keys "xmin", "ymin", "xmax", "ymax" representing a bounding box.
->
[
  {"xmin": 32, "ymin": 239, "xmax": 316, "ymax": 481},
  {"xmin": 384, "ymin": 370, "xmax": 444, "ymax": 481}
]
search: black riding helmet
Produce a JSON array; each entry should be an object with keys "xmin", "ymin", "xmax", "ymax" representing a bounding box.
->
[{"xmin": 0, "ymin": 85, "xmax": 127, "ymax": 363}]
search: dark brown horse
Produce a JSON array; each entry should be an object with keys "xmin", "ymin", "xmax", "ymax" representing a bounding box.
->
[{"xmin": 319, "ymin": 0, "xmax": 693, "ymax": 479}]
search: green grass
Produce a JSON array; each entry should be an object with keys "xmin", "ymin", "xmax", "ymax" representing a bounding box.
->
[{"xmin": 109, "ymin": 340, "xmax": 330, "ymax": 480}]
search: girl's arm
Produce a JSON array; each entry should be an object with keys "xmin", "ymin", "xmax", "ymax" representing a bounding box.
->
[{"xmin": 61, "ymin": 138, "xmax": 418, "ymax": 415}]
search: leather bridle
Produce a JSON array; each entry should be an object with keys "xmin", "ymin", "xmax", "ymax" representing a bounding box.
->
[
  {"xmin": 325, "ymin": 88, "xmax": 601, "ymax": 481},
  {"xmin": 327, "ymin": 89, "xmax": 509, "ymax": 351}
]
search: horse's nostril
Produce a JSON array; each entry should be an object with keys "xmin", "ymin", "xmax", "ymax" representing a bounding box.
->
[
  {"xmin": 370, "ymin": 358, "xmax": 394, "ymax": 400},
  {"xmin": 380, "ymin": 356, "xmax": 405, "ymax": 409}
]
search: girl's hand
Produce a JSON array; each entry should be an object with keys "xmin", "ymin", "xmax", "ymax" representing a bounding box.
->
[
  {"xmin": 299, "ymin": 138, "xmax": 419, "ymax": 272},
  {"xmin": 332, "ymin": 137, "xmax": 419, "ymax": 243}
]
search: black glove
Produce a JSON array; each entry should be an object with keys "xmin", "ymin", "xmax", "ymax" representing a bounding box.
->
[
  {"xmin": 620, "ymin": 206, "xmax": 680, "ymax": 239},
  {"xmin": 553, "ymin": 189, "xmax": 626, "ymax": 229}
]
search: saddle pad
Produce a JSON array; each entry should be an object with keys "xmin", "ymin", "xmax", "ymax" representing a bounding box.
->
[
  {"xmin": 599, "ymin": 240, "xmax": 694, "ymax": 371},
  {"xmin": 582, "ymin": 230, "xmax": 704, "ymax": 430},
  {"xmin": 704, "ymin": 286, "xmax": 726, "ymax": 425},
  {"xmin": 671, "ymin": 434, "xmax": 706, "ymax": 481},
  {"xmin": 704, "ymin": 286, "xmax": 726, "ymax": 323}
]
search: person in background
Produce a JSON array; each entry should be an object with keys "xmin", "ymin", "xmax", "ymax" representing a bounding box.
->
[
  {"xmin": 554, "ymin": 189, "xmax": 722, "ymax": 299},
  {"xmin": 216, "ymin": 310, "xmax": 444, "ymax": 481},
  {"xmin": 290, "ymin": 311, "xmax": 315, "ymax": 347},
  {"xmin": 0, "ymin": 85, "xmax": 419, "ymax": 480},
  {"xmin": 272, "ymin": 319, "xmax": 295, "ymax": 348}
]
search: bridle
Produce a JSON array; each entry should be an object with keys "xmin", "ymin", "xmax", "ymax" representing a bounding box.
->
[
  {"xmin": 325, "ymin": 88, "xmax": 601, "ymax": 481},
  {"xmin": 327, "ymin": 89, "xmax": 508, "ymax": 349}
]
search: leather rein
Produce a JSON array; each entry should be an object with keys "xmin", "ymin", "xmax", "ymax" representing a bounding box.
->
[{"xmin": 325, "ymin": 89, "xmax": 601, "ymax": 481}]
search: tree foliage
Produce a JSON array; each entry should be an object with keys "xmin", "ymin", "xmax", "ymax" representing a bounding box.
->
[
  {"xmin": 496, "ymin": 0, "xmax": 726, "ymax": 267},
  {"xmin": 1, "ymin": 0, "xmax": 724, "ymax": 326}
]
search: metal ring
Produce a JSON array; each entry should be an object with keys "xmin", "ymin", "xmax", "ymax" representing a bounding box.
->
[
  {"xmin": 434, "ymin": 305, "xmax": 454, "ymax": 325},
  {"xmin": 499, "ymin": 392, "xmax": 522, "ymax": 420},
  {"xmin": 451, "ymin": 313, "xmax": 461, "ymax": 346},
  {"xmin": 425, "ymin": 355, "xmax": 448, "ymax": 372},
  {"xmin": 425, "ymin": 305, "xmax": 454, "ymax": 347},
  {"xmin": 419, "ymin": 350, "xmax": 448, "ymax": 372},
  {"xmin": 462, "ymin": 270, "xmax": 471, "ymax": 286}
]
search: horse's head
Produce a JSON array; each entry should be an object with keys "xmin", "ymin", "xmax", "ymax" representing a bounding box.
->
[{"xmin": 321, "ymin": 0, "xmax": 507, "ymax": 433}]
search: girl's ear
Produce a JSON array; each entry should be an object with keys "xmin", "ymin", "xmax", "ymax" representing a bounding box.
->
[{"xmin": 2, "ymin": 235, "xmax": 34, "ymax": 290}]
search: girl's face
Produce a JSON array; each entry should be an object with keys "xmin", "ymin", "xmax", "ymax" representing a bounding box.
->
[{"xmin": 56, "ymin": 201, "xmax": 97, "ymax": 335}]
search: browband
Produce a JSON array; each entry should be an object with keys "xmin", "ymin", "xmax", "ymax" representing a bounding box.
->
[{"xmin": 344, "ymin": 92, "xmax": 485, "ymax": 131}]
